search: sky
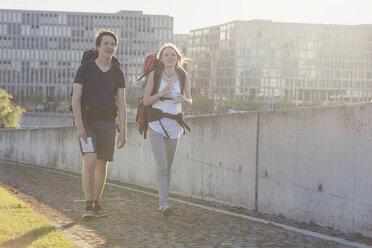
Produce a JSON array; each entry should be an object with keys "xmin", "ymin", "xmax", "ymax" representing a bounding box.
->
[{"xmin": 1, "ymin": 0, "xmax": 372, "ymax": 34}]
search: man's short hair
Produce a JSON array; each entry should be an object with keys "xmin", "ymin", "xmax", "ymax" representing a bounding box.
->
[{"xmin": 95, "ymin": 30, "xmax": 118, "ymax": 47}]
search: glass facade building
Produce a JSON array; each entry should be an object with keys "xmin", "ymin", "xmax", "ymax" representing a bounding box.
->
[
  {"xmin": 0, "ymin": 9, "xmax": 173, "ymax": 108},
  {"xmin": 189, "ymin": 20, "xmax": 372, "ymax": 109}
]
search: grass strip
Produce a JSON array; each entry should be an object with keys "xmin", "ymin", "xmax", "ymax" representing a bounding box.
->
[{"xmin": 0, "ymin": 187, "xmax": 77, "ymax": 248}]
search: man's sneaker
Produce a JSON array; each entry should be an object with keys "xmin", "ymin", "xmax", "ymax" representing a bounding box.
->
[
  {"xmin": 82, "ymin": 205, "xmax": 95, "ymax": 219},
  {"xmin": 94, "ymin": 204, "xmax": 108, "ymax": 218},
  {"xmin": 161, "ymin": 205, "xmax": 171, "ymax": 216}
]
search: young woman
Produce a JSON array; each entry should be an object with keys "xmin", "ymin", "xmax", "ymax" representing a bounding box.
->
[{"xmin": 143, "ymin": 44, "xmax": 192, "ymax": 216}]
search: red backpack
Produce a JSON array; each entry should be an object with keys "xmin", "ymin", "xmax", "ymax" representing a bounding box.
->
[
  {"xmin": 137, "ymin": 54, "xmax": 158, "ymax": 82},
  {"xmin": 136, "ymin": 54, "xmax": 186, "ymax": 139}
]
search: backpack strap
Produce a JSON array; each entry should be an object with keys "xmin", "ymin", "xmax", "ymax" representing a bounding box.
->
[
  {"xmin": 158, "ymin": 120, "xmax": 170, "ymax": 138},
  {"xmin": 151, "ymin": 67, "xmax": 162, "ymax": 96},
  {"xmin": 147, "ymin": 107, "xmax": 191, "ymax": 136},
  {"xmin": 81, "ymin": 61, "xmax": 95, "ymax": 106},
  {"xmin": 151, "ymin": 67, "xmax": 186, "ymax": 96},
  {"xmin": 113, "ymin": 63, "xmax": 123, "ymax": 94}
]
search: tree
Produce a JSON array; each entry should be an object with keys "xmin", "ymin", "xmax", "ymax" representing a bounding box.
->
[
  {"xmin": 299, "ymin": 100, "xmax": 323, "ymax": 107},
  {"xmin": 229, "ymin": 96, "xmax": 247, "ymax": 111},
  {"xmin": 191, "ymin": 94, "xmax": 213, "ymax": 114},
  {"xmin": 246, "ymin": 96, "xmax": 266, "ymax": 111},
  {"xmin": 0, "ymin": 88, "xmax": 24, "ymax": 127},
  {"xmin": 229, "ymin": 95, "xmax": 267, "ymax": 111},
  {"xmin": 276, "ymin": 97, "xmax": 296, "ymax": 109},
  {"xmin": 125, "ymin": 94, "xmax": 138, "ymax": 108},
  {"xmin": 30, "ymin": 91, "xmax": 43, "ymax": 106}
]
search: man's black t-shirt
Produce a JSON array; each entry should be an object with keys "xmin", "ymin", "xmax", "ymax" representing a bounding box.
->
[{"xmin": 74, "ymin": 60, "xmax": 125, "ymax": 122}]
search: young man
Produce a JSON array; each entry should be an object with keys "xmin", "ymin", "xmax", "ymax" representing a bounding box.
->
[{"xmin": 72, "ymin": 30, "xmax": 127, "ymax": 219}]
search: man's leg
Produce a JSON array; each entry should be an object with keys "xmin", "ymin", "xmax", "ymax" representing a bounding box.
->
[
  {"xmin": 92, "ymin": 159, "xmax": 109, "ymax": 217},
  {"xmin": 93, "ymin": 159, "xmax": 108, "ymax": 201},
  {"xmin": 82, "ymin": 153, "xmax": 97, "ymax": 201},
  {"xmin": 82, "ymin": 153, "xmax": 97, "ymax": 218}
]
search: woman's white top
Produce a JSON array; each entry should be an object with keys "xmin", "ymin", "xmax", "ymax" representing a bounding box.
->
[{"xmin": 148, "ymin": 78, "xmax": 183, "ymax": 139}]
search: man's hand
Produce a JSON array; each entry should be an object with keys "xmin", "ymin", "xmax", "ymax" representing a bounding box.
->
[
  {"xmin": 77, "ymin": 127, "xmax": 87, "ymax": 143},
  {"xmin": 116, "ymin": 132, "xmax": 126, "ymax": 149}
]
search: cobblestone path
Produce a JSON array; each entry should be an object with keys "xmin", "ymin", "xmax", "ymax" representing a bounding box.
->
[{"xmin": 0, "ymin": 161, "xmax": 371, "ymax": 248}]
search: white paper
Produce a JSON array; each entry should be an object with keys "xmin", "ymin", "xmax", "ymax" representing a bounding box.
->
[{"xmin": 80, "ymin": 137, "xmax": 94, "ymax": 153}]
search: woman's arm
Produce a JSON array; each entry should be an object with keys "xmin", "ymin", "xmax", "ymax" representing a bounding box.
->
[{"xmin": 143, "ymin": 71, "xmax": 174, "ymax": 106}]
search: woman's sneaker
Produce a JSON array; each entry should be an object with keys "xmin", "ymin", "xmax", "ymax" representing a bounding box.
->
[
  {"xmin": 94, "ymin": 204, "xmax": 108, "ymax": 218},
  {"xmin": 161, "ymin": 205, "xmax": 171, "ymax": 216},
  {"xmin": 82, "ymin": 205, "xmax": 95, "ymax": 219},
  {"xmin": 157, "ymin": 206, "xmax": 163, "ymax": 213}
]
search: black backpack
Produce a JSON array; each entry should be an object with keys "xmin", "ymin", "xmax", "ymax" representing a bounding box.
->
[
  {"xmin": 136, "ymin": 54, "xmax": 186, "ymax": 139},
  {"xmin": 69, "ymin": 49, "xmax": 121, "ymax": 112}
]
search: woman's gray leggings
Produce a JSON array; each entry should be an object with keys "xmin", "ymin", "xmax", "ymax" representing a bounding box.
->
[{"xmin": 149, "ymin": 128, "xmax": 179, "ymax": 208}]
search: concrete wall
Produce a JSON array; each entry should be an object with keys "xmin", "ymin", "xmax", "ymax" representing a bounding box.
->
[
  {"xmin": 257, "ymin": 103, "xmax": 372, "ymax": 237},
  {"xmin": 0, "ymin": 103, "xmax": 371, "ymax": 237},
  {"xmin": 109, "ymin": 113, "xmax": 258, "ymax": 210},
  {"xmin": 20, "ymin": 113, "xmax": 74, "ymax": 127},
  {"xmin": 0, "ymin": 127, "xmax": 82, "ymax": 173}
]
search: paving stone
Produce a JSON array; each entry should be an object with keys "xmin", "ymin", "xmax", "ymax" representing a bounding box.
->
[{"xmin": 0, "ymin": 161, "xmax": 369, "ymax": 248}]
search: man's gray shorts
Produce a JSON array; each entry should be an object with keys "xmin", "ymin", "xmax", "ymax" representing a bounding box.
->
[{"xmin": 79, "ymin": 118, "xmax": 116, "ymax": 162}]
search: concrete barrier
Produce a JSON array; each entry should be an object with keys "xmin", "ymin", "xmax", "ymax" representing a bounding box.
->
[
  {"xmin": 257, "ymin": 103, "xmax": 372, "ymax": 237},
  {"xmin": 0, "ymin": 103, "xmax": 371, "ymax": 237}
]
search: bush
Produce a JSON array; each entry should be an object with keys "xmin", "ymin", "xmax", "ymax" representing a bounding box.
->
[{"xmin": 0, "ymin": 89, "xmax": 24, "ymax": 127}]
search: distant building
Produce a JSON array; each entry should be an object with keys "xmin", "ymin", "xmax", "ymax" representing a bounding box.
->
[
  {"xmin": 189, "ymin": 20, "xmax": 372, "ymax": 110},
  {"xmin": 173, "ymin": 34, "xmax": 190, "ymax": 72},
  {"xmin": 0, "ymin": 9, "xmax": 173, "ymax": 110},
  {"xmin": 173, "ymin": 34, "xmax": 189, "ymax": 55}
]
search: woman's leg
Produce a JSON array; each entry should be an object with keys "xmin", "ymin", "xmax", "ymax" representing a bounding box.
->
[
  {"xmin": 149, "ymin": 128, "xmax": 168, "ymax": 208},
  {"xmin": 164, "ymin": 137, "xmax": 179, "ymax": 188}
]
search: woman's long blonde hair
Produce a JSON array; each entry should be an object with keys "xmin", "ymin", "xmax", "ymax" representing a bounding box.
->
[{"xmin": 157, "ymin": 43, "xmax": 189, "ymax": 69}]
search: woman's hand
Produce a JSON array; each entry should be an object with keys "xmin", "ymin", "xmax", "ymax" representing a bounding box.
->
[
  {"xmin": 173, "ymin": 93, "xmax": 185, "ymax": 103},
  {"xmin": 159, "ymin": 83, "xmax": 175, "ymax": 97}
]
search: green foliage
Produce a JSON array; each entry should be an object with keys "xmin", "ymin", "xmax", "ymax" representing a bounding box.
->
[
  {"xmin": 191, "ymin": 94, "xmax": 213, "ymax": 113},
  {"xmin": 50, "ymin": 94, "xmax": 63, "ymax": 104},
  {"xmin": 0, "ymin": 88, "xmax": 24, "ymax": 127},
  {"xmin": 29, "ymin": 91, "xmax": 43, "ymax": 106},
  {"xmin": 125, "ymin": 94, "xmax": 139, "ymax": 107},
  {"xmin": 312, "ymin": 100, "xmax": 323, "ymax": 106},
  {"xmin": 229, "ymin": 96, "xmax": 247, "ymax": 111},
  {"xmin": 299, "ymin": 100, "xmax": 323, "ymax": 107},
  {"xmin": 276, "ymin": 97, "xmax": 296, "ymax": 109},
  {"xmin": 247, "ymin": 96, "xmax": 266, "ymax": 111},
  {"xmin": 229, "ymin": 95, "xmax": 267, "ymax": 111}
]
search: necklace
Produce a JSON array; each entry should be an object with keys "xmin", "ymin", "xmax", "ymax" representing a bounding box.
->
[{"xmin": 164, "ymin": 70, "xmax": 176, "ymax": 83}]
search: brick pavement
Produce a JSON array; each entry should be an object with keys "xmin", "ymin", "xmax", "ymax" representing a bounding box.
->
[{"xmin": 0, "ymin": 160, "xmax": 371, "ymax": 248}]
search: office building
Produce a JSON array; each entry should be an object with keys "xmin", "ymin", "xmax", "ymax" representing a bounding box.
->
[
  {"xmin": 189, "ymin": 20, "xmax": 372, "ymax": 109},
  {"xmin": 0, "ymin": 9, "xmax": 173, "ymax": 110}
]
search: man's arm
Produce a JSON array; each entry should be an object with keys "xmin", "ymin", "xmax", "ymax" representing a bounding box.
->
[
  {"xmin": 72, "ymin": 83, "xmax": 87, "ymax": 142},
  {"xmin": 116, "ymin": 88, "xmax": 127, "ymax": 149}
]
